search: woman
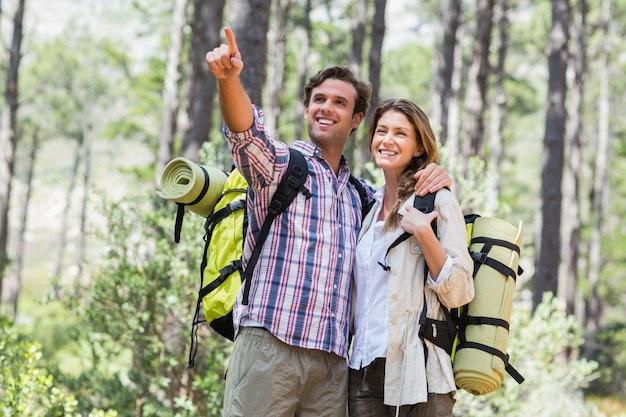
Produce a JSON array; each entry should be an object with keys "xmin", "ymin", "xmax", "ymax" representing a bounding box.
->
[{"xmin": 349, "ymin": 99, "xmax": 474, "ymax": 417}]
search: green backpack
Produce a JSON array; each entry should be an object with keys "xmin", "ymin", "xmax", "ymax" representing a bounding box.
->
[
  {"xmin": 187, "ymin": 148, "xmax": 311, "ymax": 367},
  {"xmin": 380, "ymin": 191, "xmax": 525, "ymax": 395}
]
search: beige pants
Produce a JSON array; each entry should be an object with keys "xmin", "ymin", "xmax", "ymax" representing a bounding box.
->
[{"xmin": 223, "ymin": 327, "xmax": 349, "ymax": 417}]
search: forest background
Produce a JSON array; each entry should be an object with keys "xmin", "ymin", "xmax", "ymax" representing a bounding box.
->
[{"xmin": 0, "ymin": 0, "xmax": 625, "ymax": 416}]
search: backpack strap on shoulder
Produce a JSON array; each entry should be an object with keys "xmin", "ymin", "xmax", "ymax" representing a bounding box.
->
[
  {"xmin": 377, "ymin": 191, "xmax": 438, "ymax": 271},
  {"xmin": 241, "ymin": 148, "xmax": 311, "ymax": 305},
  {"xmin": 348, "ymin": 175, "xmax": 374, "ymax": 220}
]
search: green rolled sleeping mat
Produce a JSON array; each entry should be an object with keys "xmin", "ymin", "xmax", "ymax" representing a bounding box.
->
[{"xmin": 453, "ymin": 216, "xmax": 524, "ymax": 395}]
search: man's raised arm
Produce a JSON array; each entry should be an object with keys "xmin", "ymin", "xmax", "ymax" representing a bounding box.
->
[{"xmin": 205, "ymin": 27, "xmax": 253, "ymax": 133}]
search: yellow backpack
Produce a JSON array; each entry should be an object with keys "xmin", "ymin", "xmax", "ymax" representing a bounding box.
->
[{"xmin": 159, "ymin": 148, "xmax": 372, "ymax": 368}]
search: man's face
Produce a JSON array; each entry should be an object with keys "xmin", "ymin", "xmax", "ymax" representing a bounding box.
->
[{"xmin": 304, "ymin": 78, "xmax": 363, "ymax": 152}]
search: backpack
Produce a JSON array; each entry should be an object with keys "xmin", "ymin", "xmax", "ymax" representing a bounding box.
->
[
  {"xmin": 382, "ymin": 191, "xmax": 525, "ymax": 395},
  {"xmin": 158, "ymin": 148, "xmax": 371, "ymax": 368}
]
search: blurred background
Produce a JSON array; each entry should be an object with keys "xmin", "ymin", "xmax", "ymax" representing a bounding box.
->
[{"xmin": 0, "ymin": 0, "xmax": 625, "ymax": 415}]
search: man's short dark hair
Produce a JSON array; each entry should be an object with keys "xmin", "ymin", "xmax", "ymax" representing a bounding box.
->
[{"xmin": 302, "ymin": 66, "xmax": 372, "ymax": 118}]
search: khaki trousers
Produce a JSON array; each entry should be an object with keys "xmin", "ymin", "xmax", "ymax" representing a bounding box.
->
[{"xmin": 223, "ymin": 327, "xmax": 348, "ymax": 417}]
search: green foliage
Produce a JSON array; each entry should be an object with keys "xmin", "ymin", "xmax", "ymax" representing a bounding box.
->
[
  {"xmin": 54, "ymin": 192, "xmax": 230, "ymax": 416},
  {"xmin": 454, "ymin": 293, "xmax": 605, "ymax": 417},
  {"xmin": 585, "ymin": 323, "xmax": 626, "ymax": 400},
  {"xmin": 380, "ymin": 43, "xmax": 432, "ymax": 106},
  {"xmin": 0, "ymin": 317, "xmax": 79, "ymax": 416}
]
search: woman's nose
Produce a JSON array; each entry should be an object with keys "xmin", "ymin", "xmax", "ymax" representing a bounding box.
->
[{"xmin": 381, "ymin": 133, "xmax": 393, "ymax": 144}]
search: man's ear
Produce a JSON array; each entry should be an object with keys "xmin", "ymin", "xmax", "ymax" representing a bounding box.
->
[{"xmin": 352, "ymin": 112, "xmax": 364, "ymax": 129}]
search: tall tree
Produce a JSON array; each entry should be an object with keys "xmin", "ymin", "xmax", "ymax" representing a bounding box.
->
[
  {"xmin": 265, "ymin": 0, "xmax": 293, "ymax": 136},
  {"xmin": 445, "ymin": 18, "xmax": 464, "ymax": 175},
  {"xmin": 294, "ymin": 0, "xmax": 312, "ymax": 141},
  {"xmin": 156, "ymin": 0, "xmax": 188, "ymax": 181},
  {"xmin": 533, "ymin": 0, "xmax": 570, "ymax": 310},
  {"xmin": 181, "ymin": 0, "xmax": 225, "ymax": 163},
  {"xmin": 9, "ymin": 127, "xmax": 37, "ymax": 320},
  {"xmin": 349, "ymin": 0, "xmax": 367, "ymax": 73},
  {"xmin": 432, "ymin": 0, "xmax": 461, "ymax": 146},
  {"xmin": 462, "ymin": 0, "xmax": 495, "ymax": 163},
  {"xmin": 228, "ymin": 0, "xmax": 272, "ymax": 107},
  {"xmin": 485, "ymin": 0, "xmax": 509, "ymax": 214},
  {"xmin": 585, "ymin": 0, "xmax": 612, "ymax": 332},
  {"xmin": 359, "ymin": 0, "xmax": 387, "ymax": 173},
  {"xmin": 367, "ymin": 0, "xmax": 386, "ymax": 124},
  {"xmin": 0, "ymin": 0, "xmax": 25, "ymax": 303},
  {"xmin": 51, "ymin": 137, "xmax": 81, "ymax": 299},
  {"xmin": 562, "ymin": 0, "xmax": 587, "ymax": 319}
]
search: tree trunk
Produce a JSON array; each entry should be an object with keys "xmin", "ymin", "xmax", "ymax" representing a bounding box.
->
[
  {"xmin": 532, "ymin": 0, "xmax": 570, "ymax": 310},
  {"xmin": 485, "ymin": 0, "xmax": 509, "ymax": 214},
  {"xmin": 11, "ymin": 131, "xmax": 38, "ymax": 320},
  {"xmin": 432, "ymin": 0, "xmax": 461, "ymax": 146},
  {"xmin": 357, "ymin": 0, "xmax": 386, "ymax": 177},
  {"xmin": 265, "ymin": 0, "xmax": 292, "ymax": 137},
  {"xmin": 181, "ymin": 0, "xmax": 225, "ymax": 163},
  {"xmin": 228, "ymin": 0, "xmax": 272, "ymax": 107},
  {"xmin": 0, "ymin": 0, "xmax": 25, "ymax": 302},
  {"xmin": 562, "ymin": 0, "xmax": 586, "ymax": 320},
  {"xmin": 585, "ymin": 0, "xmax": 611, "ymax": 333},
  {"xmin": 445, "ymin": 20, "xmax": 463, "ymax": 175},
  {"xmin": 344, "ymin": 0, "xmax": 368, "ymax": 173},
  {"xmin": 295, "ymin": 0, "xmax": 312, "ymax": 141},
  {"xmin": 350, "ymin": 0, "xmax": 367, "ymax": 73},
  {"xmin": 52, "ymin": 140, "xmax": 82, "ymax": 299},
  {"xmin": 156, "ymin": 0, "xmax": 188, "ymax": 181},
  {"xmin": 76, "ymin": 118, "xmax": 93, "ymax": 287},
  {"xmin": 462, "ymin": 0, "xmax": 494, "ymax": 165}
]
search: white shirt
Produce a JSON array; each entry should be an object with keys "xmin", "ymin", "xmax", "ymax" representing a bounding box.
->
[{"xmin": 349, "ymin": 202, "xmax": 389, "ymax": 369}]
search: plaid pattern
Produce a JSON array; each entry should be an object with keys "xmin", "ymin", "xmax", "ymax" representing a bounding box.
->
[{"xmin": 224, "ymin": 106, "xmax": 371, "ymax": 357}]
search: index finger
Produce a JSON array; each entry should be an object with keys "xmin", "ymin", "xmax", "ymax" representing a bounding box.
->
[{"xmin": 224, "ymin": 27, "xmax": 239, "ymax": 56}]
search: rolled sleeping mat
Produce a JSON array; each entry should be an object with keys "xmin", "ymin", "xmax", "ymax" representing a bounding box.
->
[
  {"xmin": 156, "ymin": 157, "xmax": 228, "ymax": 217},
  {"xmin": 453, "ymin": 216, "xmax": 523, "ymax": 395}
]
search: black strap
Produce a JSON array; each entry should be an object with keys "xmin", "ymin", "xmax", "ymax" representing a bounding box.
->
[
  {"xmin": 173, "ymin": 166, "xmax": 211, "ymax": 243},
  {"xmin": 241, "ymin": 148, "xmax": 311, "ymax": 305},
  {"xmin": 377, "ymin": 192, "xmax": 437, "ymax": 271},
  {"xmin": 348, "ymin": 175, "xmax": 374, "ymax": 220},
  {"xmin": 455, "ymin": 341, "xmax": 525, "ymax": 384},
  {"xmin": 463, "ymin": 315, "xmax": 510, "ymax": 331}
]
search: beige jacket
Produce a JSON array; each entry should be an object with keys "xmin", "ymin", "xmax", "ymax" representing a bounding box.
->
[{"xmin": 356, "ymin": 188, "xmax": 474, "ymax": 406}]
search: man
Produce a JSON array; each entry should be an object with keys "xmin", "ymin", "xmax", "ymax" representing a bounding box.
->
[{"xmin": 206, "ymin": 27, "xmax": 452, "ymax": 417}]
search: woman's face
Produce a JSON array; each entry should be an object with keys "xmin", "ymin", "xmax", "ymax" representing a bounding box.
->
[{"xmin": 370, "ymin": 110, "xmax": 422, "ymax": 174}]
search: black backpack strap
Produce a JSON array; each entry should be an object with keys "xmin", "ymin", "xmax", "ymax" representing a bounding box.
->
[
  {"xmin": 241, "ymin": 148, "xmax": 311, "ymax": 305},
  {"xmin": 348, "ymin": 175, "xmax": 374, "ymax": 220},
  {"xmin": 377, "ymin": 191, "xmax": 437, "ymax": 271},
  {"xmin": 173, "ymin": 165, "xmax": 211, "ymax": 243}
]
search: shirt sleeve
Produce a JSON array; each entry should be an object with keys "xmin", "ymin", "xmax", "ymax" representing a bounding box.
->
[
  {"xmin": 425, "ymin": 190, "xmax": 475, "ymax": 309},
  {"xmin": 221, "ymin": 105, "xmax": 289, "ymax": 191}
]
